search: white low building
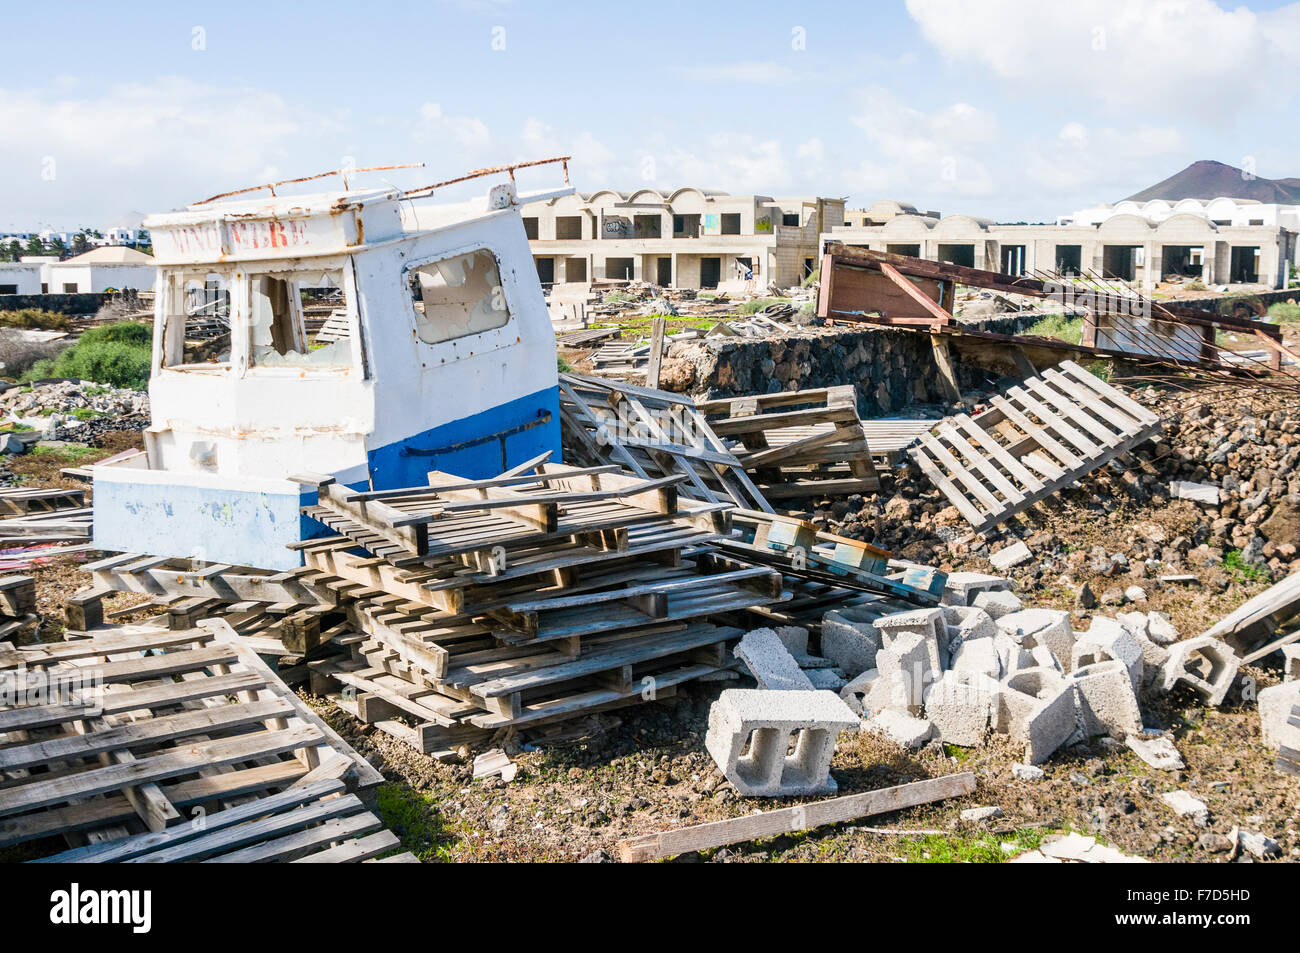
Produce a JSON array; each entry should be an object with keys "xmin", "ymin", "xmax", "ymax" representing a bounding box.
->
[{"xmin": 40, "ymin": 245, "xmax": 156, "ymax": 293}]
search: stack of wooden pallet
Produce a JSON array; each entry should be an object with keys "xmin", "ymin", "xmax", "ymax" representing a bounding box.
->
[
  {"xmin": 695, "ymin": 385, "xmax": 882, "ymax": 500},
  {"xmin": 289, "ymin": 462, "xmax": 783, "ymax": 752},
  {"xmin": 0, "ymin": 483, "xmax": 92, "ymax": 551},
  {"xmin": 559, "ymin": 373, "xmax": 774, "ymax": 512},
  {"xmin": 87, "ymin": 459, "xmax": 787, "ymax": 756},
  {"xmin": 0, "ymin": 619, "xmax": 412, "ymax": 862},
  {"xmin": 906, "ymin": 360, "xmax": 1163, "ymax": 536}
]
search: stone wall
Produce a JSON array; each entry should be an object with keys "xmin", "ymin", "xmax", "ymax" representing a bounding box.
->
[
  {"xmin": 0, "ymin": 292, "xmax": 110, "ymax": 315},
  {"xmin": 665, "ymin": 315, "xmax": 1040, "ymax": 415}
]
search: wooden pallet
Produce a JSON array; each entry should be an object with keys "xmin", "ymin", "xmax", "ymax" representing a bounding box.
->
[
  {"xmin": 32, "ymin": 778, "xmax": 415, "ymax": 863},
  {"xmin": 312, "ymin": 620, "xmax": 740, "ymax": 747},
  {"xmin": 907, "ymin": 360, "xmax": 1162, "ymax": 535},
  {"xmin": 82, "ymin": 552, "xmax": 348, "ymax": 608},
  {"xmin": 0, "ymin": 619, "xmax": 381, "ymax": 854},
  {"xmin": 559, "ymin": 372, "xmax": 773, "ymax": 512},
  {"xmin": 299, "ymin": 462, "xmax": 724, "ymax": 564},
  {"xmin": 1278, "ymin": 704, "xmax": 1300, "ymax": 778},
  {"xmin": 0, "ymin": 487, "xmax": 85, "ymax": 516},
  {"xmin": 696, "ymin": 385, "xmax": 882, "ymax": 498},
  {"xmin": 715, "ymin": 511, "xmax": 945, "ymax": 606}
]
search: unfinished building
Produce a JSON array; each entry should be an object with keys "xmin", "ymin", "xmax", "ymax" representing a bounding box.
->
[
  {"xmin": 824, "ymin": 196, "xmax": 1300, "ymax": 289},
  {"xmin": 520, "ymin": 188, "xmax": 844, "ymax": 291}
]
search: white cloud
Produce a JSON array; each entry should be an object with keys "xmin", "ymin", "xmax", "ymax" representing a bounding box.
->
[
  {"xmin": 905, "ymin": 0, "xmax": 1300, "ymax": 116},
  {"xmin": 843, "ymin": 87, "xmax": 997, "ymax": 198},
  {"xmin": 413, "ymin": 102, "xmax": 492, "ymax": 150},
  {"xmin": 0, "ymin": 78, "xmax": 350, "ymax": 228}
]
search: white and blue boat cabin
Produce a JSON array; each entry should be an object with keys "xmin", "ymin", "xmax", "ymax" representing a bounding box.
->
[{"xmin": 92, "ymin": 174, "xmax": 567, "ymax": 570}]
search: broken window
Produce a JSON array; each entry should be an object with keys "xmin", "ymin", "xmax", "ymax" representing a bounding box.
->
[
  {"xmin": 407, "ymin": 248, "xmax": 511, "ymax": 345},
  {"xmin": 673, "ymin": 214, "xmax": 700, "ymax": 239},
  {"xmin": 887, "ymin": 243, "xmax": 921, "ymax": 257},
  {"xmin": 162, "ymin": 268, "xmax": 233, "ymax": 368},
  {"xmin": 248, "ymin": 269, "xmax": 352, "ymax": 368}
]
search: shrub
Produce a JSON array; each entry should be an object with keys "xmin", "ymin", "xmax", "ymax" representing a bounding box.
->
[
  {"xmin": 0, "ymin": 332, "xmax": 69, "ymax": 378},
  {"xmin": 22, "ymin": 321, "xmax": 152, "ymax": 389},
  {"xmin": 0, "ymin": 308, "xmax": 74, "ymax": 331},
  {"xmin": 1268, "ymin": 302, "xmax": 1300, "ymax": 324},
  {"xmin": 1026, "ymin": 313, "xmax": 1083, "ymax": 345}
]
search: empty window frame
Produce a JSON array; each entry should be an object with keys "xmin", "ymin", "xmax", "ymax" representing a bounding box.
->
[
  {"xmin": 162, "ymin": 268, "xmax": 234, "ymax": 368},
  {"xmin": 555, "ymin": 216, "xmax": 583, "ymax": 240},
  {"xmin": 721, "ymin": 213, "xmax": 742, "ymax": 235},
  {"xmin": 248, "ymin": 269, "xmax": 352, "ymax": 368},
  {"xmin": 782, "ymin": 213, "xmax": 801, "ymax": 227},
  {"xmin": 522, "ymin": 217, "xmax": 540, "ymax": 240},
  {"xmin": 407, "ymin": 248, "xmax": 512, "ymax": 345}
]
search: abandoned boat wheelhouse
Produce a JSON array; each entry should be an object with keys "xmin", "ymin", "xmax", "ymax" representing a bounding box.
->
[{"xmin": 92, "ymin": 164, "xmax": 570, "ymax": 569}]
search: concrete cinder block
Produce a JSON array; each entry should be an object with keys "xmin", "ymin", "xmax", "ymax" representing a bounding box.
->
[
  {"xmin": 989, "ymin": 541, "xmax": 1033, "ymax": 571},
  {"xmin": 973, "ymin": 589, "xmax": 1023, "ymax": 620},
  {"xmin": 924, "ymin": 669, "xmax": 1000, "ymax": 746},
  {"xmin": 942, "ymin": 571, "xmax": 1011, "ymax": 607},
  {"xmin": 997, "ymin": 609, "xmax": 1076, "ymax": 673},
  {"xmin": 1029, "ymin": 644, "xmax": 1063, "ymax": 673},
  {"xmin": 1145, "ymin": 611, "xmax": 1180, "ymax": 646},
  {"xmin": 999, "ymin": 667, "xmax": 1077, "ymax": 765},
  {"xmin": 1158, "ymin": 635, "xmax": 1240, "ymax": 706},
  {"xmin": 735, "ymin": 628, "xmax": 815, "ymax": 691},
  {"xmin": 874, "ymin": 607, "xmax": 946, "ymax": 671},
  {"xmin": 1071, "ymin": 660, "xmax": 1143, "ymax": 739},
  {"xmin": 772, "ymin": 625, "xmax": 810, "ymax": 657},
  {"xmin": 1282, "ymin": 645, "xmax": 1300, "ymax": 682},
  {"xmin": 1171, "ymin": 480, "xmax": 1220, "ymax": 505},
  {"xmin": 951, "ymin": 636, "xmax": 1002, "ymax": 679},
  {"xmin": 994, "ymin": 632, "xmax": 1035, "ymax": 678},
  {"xmin": 805, "ymin": 667, "xmax": 848, "ymax": 692},
  {"xmin": 820, "ymin": 606, "xmax": 882, "ymax": 678},
  {"xmin": 864, "ymin": 709, "xmax": 934, "ymax": 750},
  {"xmin": 839, "ymin": 669, "xmax": 878, "ymax": 715},
  {"xmin": 1073, "ymin": 617, "xmax": 1144, "ymax": 696},
  {"xmin": 942, "ymin": 605, "xmax": 997, "ymax": 656},
  {"xmin": 874, "ymin": 630, "xmax": 935, "ymax": 713},
  {"xmin": 1258, "ymin": 681, "xmax": 1300, "ymax": 751},
  {"xmin": 705, "ymin": 689, "xmax": 858, "ymax": 797}
]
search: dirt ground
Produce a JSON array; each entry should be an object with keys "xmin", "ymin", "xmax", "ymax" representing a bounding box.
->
[{"xmin": 9, "ymin": 411, "xmax": 1299, "ymax": 864}]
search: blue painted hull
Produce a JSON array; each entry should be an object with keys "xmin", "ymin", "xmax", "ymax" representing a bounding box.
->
[{"xmin": 92, "ymin": 386, "xmax": 561, "ymax": 570}]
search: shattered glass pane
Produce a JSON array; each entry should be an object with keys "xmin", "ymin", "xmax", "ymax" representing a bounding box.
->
[{"xmin": 408, "ymin": 248, "xmax": 511, "ymax": 345}]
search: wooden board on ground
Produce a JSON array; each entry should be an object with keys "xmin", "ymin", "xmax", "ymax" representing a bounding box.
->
[{"xmin": 616, "ymin": 771, "xmax": 977, "ymax": 861}]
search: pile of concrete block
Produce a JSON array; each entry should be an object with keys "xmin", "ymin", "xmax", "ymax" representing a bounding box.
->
[{"xmin": 820, "ymin": 572, "xmax": 1241, "ymax": 765}]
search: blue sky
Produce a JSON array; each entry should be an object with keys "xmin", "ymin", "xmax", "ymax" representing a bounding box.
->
[{"xmin": 3, "ymin": 0, "xmax": 1298, "ymax": 230}]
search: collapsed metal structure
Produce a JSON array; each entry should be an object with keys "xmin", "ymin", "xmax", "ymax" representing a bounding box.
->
[{"xmin": 817, "ymin": 243, "xmax": 1298, "ymax": 389}]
